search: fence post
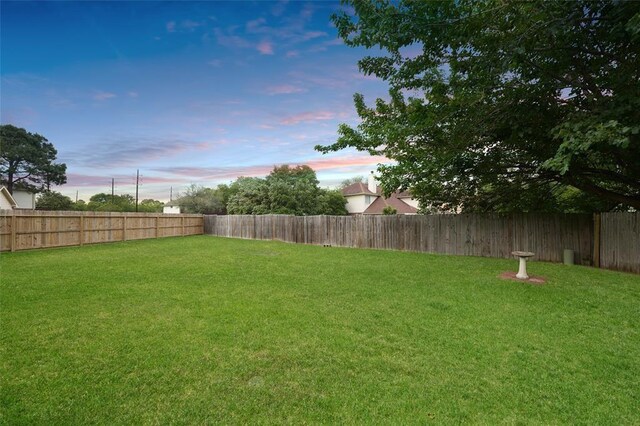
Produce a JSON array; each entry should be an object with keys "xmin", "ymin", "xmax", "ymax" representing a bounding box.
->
[
  {"xmin": 156, "ymin": 215, "xmax": 160, "ymax": 238},
  {"xmin": 181, "ymin": 216, "xmax": 185, "ymax": 236},
  {"xmin": 10, "ymin": 212, "xmax": 16, "ymax": 252},
  {"xmin": 123, "ymin": 215, "xmax": 127, "ymax": 241},
  {"xmin": 593, "ymin": 213, "xmax": 601, "ymax": 268},
  {"xmin": 79, "ymin": 215, "xmax": 84, "ymax": 247}
]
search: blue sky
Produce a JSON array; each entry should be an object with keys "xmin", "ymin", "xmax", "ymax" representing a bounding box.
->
[{"xmin": 1, "ymin": 0, "xmax": 391, "ymax": 201}]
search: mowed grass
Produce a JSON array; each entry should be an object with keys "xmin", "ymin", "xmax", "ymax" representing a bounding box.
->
[{"xmin": 1, "ymin": 236, "xmax": 639, "ymax": 424}]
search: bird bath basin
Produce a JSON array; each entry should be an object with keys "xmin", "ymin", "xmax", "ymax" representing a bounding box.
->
[{"xmin": 512, "ymin": 251, "xmax": 535, "ymax": 280}]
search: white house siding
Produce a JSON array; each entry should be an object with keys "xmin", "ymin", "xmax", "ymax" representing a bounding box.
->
[
  {"xmin": 345, "ymin": 194, "xmax": 373, "ymax": 214},
  {"xmin": 12, "ymin": 191, "xmax": 35, "ymax": 209},
  {"xmin": 163, "ymin": 206, "xmax": 181, "ymax": 214},
  {"xmin": 0, "ymin": 194, "xmax": 14, "ymax": 209},
  {"xmin": 401, "ymin": 198, "xmax": 420, "ymax": 209}
]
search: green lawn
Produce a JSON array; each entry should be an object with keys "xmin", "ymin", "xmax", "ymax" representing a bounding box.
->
[{"xmin": 1, "ymin": 236, "xmax": 639, "ymax": 424}]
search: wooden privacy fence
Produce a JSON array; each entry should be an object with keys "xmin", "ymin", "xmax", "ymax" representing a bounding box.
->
[
  {"xmin": 205, "ymin": 213, "xmax": 640, "ymax": 273},
  {"xmin": 0, "ymin": 210, "xmax": 203, "ymax": 252},
  {"xmin": 598, "ymin": 212, "xmax": 640, "ymax": 274}
]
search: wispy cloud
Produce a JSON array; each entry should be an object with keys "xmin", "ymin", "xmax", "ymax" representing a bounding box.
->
[
  {"xmin": 66, "ymin": 173, "xmax": 181, "ymax": 188},
  {"xmin": 153, "ymin": 154, "xmax": 391, "ymax": 181},
  {"xmin": 257, "ymin": 40, "xmax": 274, "ymax": 55},
  {"xmin": 182, "ymin": 20, "xmax": 203, "ymax": 31},
  {"xmin": 167, "ymin": 19, "xmax": 203, "ymax": 33},
  {"xmin": 214, "ymin": 28, "xmax": 252, "ymax": 49},
  {"xmin": 62, "ymin": 136, "xmax": 215, "ymax": 168},
  {"xmin": 279, "ymin": 110, "xmax": 336, "ymax": 125},
  {"xmin": 0, "ymin": 107, "xmax": 38, "ymax": 127},
  {"xmin": 271, "ymin": 0, "xmax": 289, "ymax": 17},
  {"xmin": 305, "ymin": 155, "xmax": 392, "ymax": 171},
  {"xmin": 93, "ymin": 91, "xmax": 117, "ymax": 101},
  {"xmin": 264, "ymin": 84, "xmax": 306, "ymax": 95},
  {"xmin": 154, "ymin": 164, "xmax": 276, "ymax": 180},
  {"xmin": 246, "ymin": 18, "xmax": 266, "ymax": 32},
  {"xmin": 301, "ymin": 31, "xmax": 327, "ymax": 41}
]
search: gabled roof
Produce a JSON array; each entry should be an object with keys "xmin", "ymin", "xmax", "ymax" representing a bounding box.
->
[
  {"xmin": 0, "ymin": 186, "xmax": 18, "ymax": 208},
  {"xmin": 341, "ymin": 182, "xmax": 378, "ymax": 196},
  {"xmin": 363, "ymin": 192, "xmax": 418, "ymax": 215}
]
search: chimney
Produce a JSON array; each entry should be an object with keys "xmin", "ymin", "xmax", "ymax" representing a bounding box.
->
[{"xmin": 368, "ymin": 171, "xmax": 377, "ymax": 193}]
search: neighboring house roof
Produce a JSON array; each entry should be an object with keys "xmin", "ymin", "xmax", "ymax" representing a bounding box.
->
[
  {"xmin": 341, "ymin": 182, "xmax": 418, "ymax": 215},
  {"xmin": 363, "ymin": 191, "xmax": 418, "ymax": 215},
  {"xmin": 341, "ymin": 182, "xmax": 378, "ymax": 196},
  {"xmin": 0, "ymin": 186, "xmax": 18, "ymax": 209}
]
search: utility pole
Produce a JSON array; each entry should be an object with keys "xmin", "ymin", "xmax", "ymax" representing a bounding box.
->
[
  {"xmin": 135, "ymin": 169, "xmax": 140, "ymax": 212},
  {"xmin": 170, "ymin": 186, "xmax": 173, "ymax": 201}
]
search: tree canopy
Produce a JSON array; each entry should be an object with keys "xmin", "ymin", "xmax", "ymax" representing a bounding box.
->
[
  {"xmin": 176, "ymin": 184, "xmax": 226, "ymax": 214},
  {"xmin": 226, "ymin": 165, "xmax": 348, "ymax": 215},
  {"xmin": 36, "ymin": 191, "xmax": 74, "ymax": 211},
  {"xmin": 317, "ymin": 0, "xmax": 640, "ymax": 212},
  {"xmin": 87, "ymin": 193, "xmax": 138, "ymax": 212},
  {"xmin": 1, "ymin": 124, "xmax": 67, "ymax": 194}
]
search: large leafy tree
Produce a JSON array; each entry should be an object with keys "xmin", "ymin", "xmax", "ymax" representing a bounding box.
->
[
  {"xmin": 226, "ymin": 166, "xmax": 348, "ymax": 215},
  {"xmin": 1, "ymin": 124, "xmax": 67, "ymax": 194},
  {"xmin": 265, "ymin": 165, "xmax": 323, "ymax": 215},
  {"xmin": 87, "ymin": 193, "xmax": 136, "ymax": 212},
  {"xmin": 138, "ymin": 199, "xmax": 164, "ymax": 213},
  {"xmin": 177, "ymin": 184, "xmax": 226, "ymax": 214},
  {"xmin": 317, "ymin": 0, "xmax": 640, "ymax": 212},
  {"xmin": 36, "ymin": 191, "xmax": 74, "ymax": 211},
  {"xmin": 226, "ymin": 177, "xmax": 270, "ymax": 215}
]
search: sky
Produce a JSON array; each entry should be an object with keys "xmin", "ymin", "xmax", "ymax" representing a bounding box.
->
[{"xmin": 1, "ymin": 0, "xmax": 392, "ymax": 202}]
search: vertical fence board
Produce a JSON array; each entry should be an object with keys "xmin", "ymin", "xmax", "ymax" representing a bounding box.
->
[{"xmin": 600, "ymin": 212, "xmax": 639, "ymax": 273}]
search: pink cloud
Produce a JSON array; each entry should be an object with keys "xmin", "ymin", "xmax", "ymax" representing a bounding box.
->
[
  {"xmin": 166, "ymin": 21, "xmax": 176, "ymax": 33},
  {"xmin": 305, "ymin": 155, "xmax": 392, "ymax": 171},
  {"xmin": 153, "ymin": 155, "xmax": 392, "ymax": 181},
  {"xmin": 195, "ymin": 142, "xmax": 215, "ymax": 150},
  {"xmin": 154, "ymin": 165, "xmax": 276, "ymax": 181},
  {"xmin": 279, "ymin": 111, "xmax": 335, "ymax": 125},
  {"xmin": 257, "ymin": 40, "xmax": 274, "ymax": 55},
  {"xmin": 66, "ymin": 173, "xmax": 180, "ymax": 188},
  {"xmin": 286, "ymin": 50, "xmax": 299, "ymax": 58},
  {"xmin": 264, "ymin": 84, "xmax": 306, "ymax": 95}
]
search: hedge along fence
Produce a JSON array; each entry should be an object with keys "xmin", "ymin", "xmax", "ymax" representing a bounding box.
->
[
  {"xmin": 0, "ymin": 210, "xmax": 204, "ymax": 252},
  {"xmin": 205, "ymin": 213, "xmax": 640, "ymax": 273}
]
